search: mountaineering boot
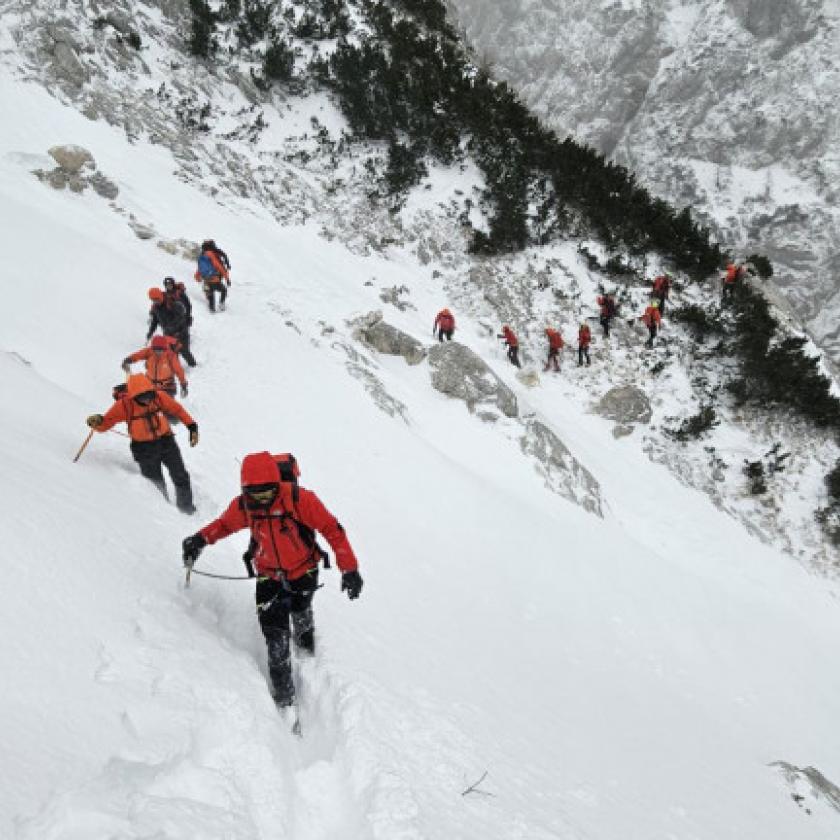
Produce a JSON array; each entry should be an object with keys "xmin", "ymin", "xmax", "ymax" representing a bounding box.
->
[
  {"xmin": 266, "ymin": 631, "xmax": 295, "ymax": 707},
  {"xmin": 291, "ymin": 607, "xmax": 315, "ymax": 655}
]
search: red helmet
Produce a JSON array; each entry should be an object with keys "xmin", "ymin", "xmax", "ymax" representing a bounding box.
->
[
  {"xmin": 151, "ymin": 335, "xmax": 169, "ymax": 350},
  {"xmin": 148, "ymin": 287, "xmax": 164, "ymax": 302}
]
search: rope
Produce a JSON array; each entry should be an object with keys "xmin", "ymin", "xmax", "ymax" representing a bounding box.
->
[{"xmin": 189, "ymin": 568, "xmax": 263, "ymax": 581}]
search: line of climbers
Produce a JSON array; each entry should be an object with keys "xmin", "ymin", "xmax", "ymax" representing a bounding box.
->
[
  {"xmin": 433, "ymin": 260, "xmax": 749, "ymax": 374},
  {"xmin": 83, "ymin": 239, "xmax": 363, "ymax": 711}
]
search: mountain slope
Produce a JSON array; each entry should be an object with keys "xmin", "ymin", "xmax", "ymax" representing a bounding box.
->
[
  {"xmin": 2, "ymin": 71, "xmax": 840, "ymax": 839},
  {"xmin": 448, "ymin": 0, "xmax": 840, "ymax": 364}
]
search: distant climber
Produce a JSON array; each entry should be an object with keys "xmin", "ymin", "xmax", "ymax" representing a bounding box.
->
[
  {"xmin": 204, "ymin": 239, "xmax": 231, "ymax": 272},
  {"xmin": 122, "ymin": 335, "xmax": 188, "ymax": 400},
  {"xmin": 597, "ymin": 292, "xmax": 617, "ymax": 338},
  {"xmin": 86, "ymin": 373, "xmax": 199, "ymax": 514},
  {"xmin": 722, "ymin": 262, "xmax": 745, "ymax": 303},
  {"xmin": 181, "ymin": 451, "xmax": 363, "ymax": 709},
  {"xmin": 577, "ymin": 322, "xmax": 592, "ymax": 366},
  {"xmin": 544, "ymin": 327, "xmax": 564, "ymax": 372},
  {"xmin": 498, "ymin": 325, "xmax": 521, "ymax": 368},
  {"xmin": 147, "ymin": 287, "xmax": 196, "ymax": 367},
  {"xmin": 652, "ymin": 274, "xmax": 671, "ymax": 315},
  {"xmin": 195, "ymin": 240, "xmax": 230, "ymax": 312},
  {"xmin": 433, "ymin": 308, "xmax": 455, "ymax": 342},
  {"xmin": 641, "ymin": 300, "xmax": 662, "ymax": 348},
  {"xmin": 163, "ymin": 276, "xmax": 192, "ymax": 325}
]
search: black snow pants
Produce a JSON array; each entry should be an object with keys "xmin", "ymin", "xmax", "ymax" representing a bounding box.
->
[
  {"xmin": 167, "ymin": 328, "xmax": 196, "ymax": 367},
  {"xmin": 203, "ymin": 278, "xmax": 227, "ymax": 311},
  {"xmin": 600, "ymin": 315, "xmax": 612, "ymax": 338},
  {"xmin": 646, "ymin": 325, "xmax": 658, "ymax": 348},
  {"xmin": 507, "ymin": 345, "xmax": 521, "ymax": 368},
  {"xmin": 437, "ymin": 329, "xmax": 454, "ymax": 342},
  {"xmin": 578, "ymin": 345, "xmax": 590, "ymax": 366},
  {"xmin": 257, "ymin": 571, "xmax": 318, "ymax": 705},
  {"xmin": 130, "ymin": 435, "xmax": 194, "ymax": 512}
]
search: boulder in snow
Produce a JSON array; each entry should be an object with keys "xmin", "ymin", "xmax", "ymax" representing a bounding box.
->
[
  {"xmin": 595, "ymin": 384, "xmax": 652, "ymax": 425},
  {"xmin": 516, "ymin": 367, "xmax": 541, "ymax": 388},
  {"xmin": 520, "ymin": 419, "xmax": 603, "ymax": 517},
  {"xmin": 353, "ymin": 311, "xmax": 426, "ymax": 366},
  {"xmin": 428, "ymin": 341, "xmax": 518, "ymax": 418},
  {"xmin": 48, "ymin": 144, "xmax": 94, "ymax": 174}
]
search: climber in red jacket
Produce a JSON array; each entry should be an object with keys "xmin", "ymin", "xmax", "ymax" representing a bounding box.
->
[
  {"xmin": 433, "ymin": 308, "xmax": 456, "ymax": 342},
  {"xmin": 498, "ymin": 325, "xmax": 521, "ymax": 368},
  {"xmin": 181, "ymin": 451, "xmax": 363, "ymax": 708},
  {"xmin": 544, "ymin": 327, "xmax": 564, "ymax": 372},
  {"xmin": 641, "ymin": 300, "xmax": 662, "ymax": 348}
]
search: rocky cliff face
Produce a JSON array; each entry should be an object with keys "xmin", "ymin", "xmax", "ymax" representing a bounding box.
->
[{"xmin": 449, "ymin": 0, "xmax": 840, "ymax": 363}]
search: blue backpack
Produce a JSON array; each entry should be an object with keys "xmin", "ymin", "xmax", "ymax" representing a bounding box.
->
[{"xmin": 197, "ymin": 253, "xmax": 216, "ymax": 279}]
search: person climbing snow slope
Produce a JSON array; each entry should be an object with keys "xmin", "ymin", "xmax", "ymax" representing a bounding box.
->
[
  {"xmin": 181, "ymin": 451, "xmax": 363, "ymax": 709},
  {"xmin": 86, "ymin": 373, "xmax": 199, "ymax": 513},
  {"xmin": 147, "ymin": 287, "xmax": 196, "ymax": 367},
  {"xmin": 498, "ymin": 325, "xmax": 521, "ymax": 368},
  {"xmin": 195, "ymin": 241, "xmax": 230, "ymax": 312},
  {"xmin": 122, "ymin": 335, "xmax": 187, "ymax": 398},
  {"xmin": 433, "ymin": 308, "xmax": 455, "ymax": 342},
  {"xmin": 544, "ymin": 327, "xmax": 564, "ymax": 372}
]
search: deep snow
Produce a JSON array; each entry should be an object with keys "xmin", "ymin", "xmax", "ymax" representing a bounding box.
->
[{"xmin": 1, "ymin": 78, "xmax": 840, "ymax": 840}]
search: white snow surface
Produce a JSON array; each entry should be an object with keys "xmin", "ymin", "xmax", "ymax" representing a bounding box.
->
[{"xmin": 1, "ymin": 72, "xmax": 840, "ymax": 840}]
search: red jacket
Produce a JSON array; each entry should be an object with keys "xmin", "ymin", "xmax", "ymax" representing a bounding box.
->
[
  {"xmin": 545, "ymin": 328, "xmax": 564, "ymax": 350},
  {"xmin": 434, "ymin": 309, "xmax": 455, "ymax": 332},
  {"xmin": 195, "ymin": 249, "xmax": 230, "ymax": 283},
  {"xmin": 724, "ymin": 263, "xmax": 742, "ymax": 285},
  {"xmin": 642, "ymin": 306, "xmax": 662, "ymax": 328},
  {"xmin": 597, "ymin": 295, "xmax": 615, "ymax": 318},
  {"xmin": 200, "ymin": 489, "xmax": 358, "ymax": 581},
  {"xmin": 652, "ymin": 275, "xmax": 670, "ymax": 297},
  {"xmin": 501, "ymin": 326, "xmax": 518, "ymax": 347},
  {"xmin": 578, "ymin": 325, "xmax": 592, "ymax": 347},
  {"xmin": 126, "ymin": 346, "xmax": 186, "ymax": 389}
]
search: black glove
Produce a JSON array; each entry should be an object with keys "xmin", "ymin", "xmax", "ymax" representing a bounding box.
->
[
  {"xmin": 341, "ymin": 570, "xmax": 363, "ymax": 600},
  {"xmin": 182, "ymin": 533, "xmax": 206, "ymax": 568},
  {"xmin": 187, "ymin": 422, "xmax": 199, "ymax": 447},
  {"xmin": 180, "ymin": 381, "xmax": 189, "ymax": 397}
]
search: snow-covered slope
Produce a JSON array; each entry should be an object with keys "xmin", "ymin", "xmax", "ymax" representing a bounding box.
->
[
  {"xmin": 2, "ymin": 71, "xmax": 840, "ymax": 839},
  {"xmin": 448, "ymin": 0, "xmax": 840, "ymax": 364}
]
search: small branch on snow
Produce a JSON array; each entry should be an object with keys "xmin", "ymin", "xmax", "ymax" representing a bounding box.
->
[{"xmin": 462, "ymin": 770, "xmax": 494, "ymax": 797}]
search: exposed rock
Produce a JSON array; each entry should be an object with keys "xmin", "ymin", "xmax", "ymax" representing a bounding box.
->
[
  {"xmin": 379, "ymin": 285, "xmax": 415, "ymax": 312},
  {"xmin": 43, "ymin": 24, "xmax": 89, "ymax": 87},
  {"xmin": 612, "ymin": 424, "xmax": 634, "ymax": 439},
  {"xmin": 333, "ymin": 340, "xmax": 410, "ymax": 424},
  {"xmin": 129, "ymin": 221, "xmax": 156, "ymax": 240},
  {"xmin": 428, "ymin": 342, "xmax": 518, "ymax": 418},
  {"xmin": 88, "ymin": 172, "xmax": 119, "ymax": 200},
  {"xmin": 520, "ymin": 419, "xmax": 603, "ymax": 517},
  {"xmin": 48, "ymin": 145, "xmax": 94, "ymax": 174},
  {"xmin": 772, "ymin": 761, "xmax": 840, "ymax": 816},
  {"xmin": 352, "ymin": 311, "xmax": 426, "ymax": 366},
  {"xmin": 516, "ymin": 368, "xmax": 540, "ymax": 388},
  {"xmin": 596, "ymin": 384, "xmax": 652, "ymax": 425},
  {"xmin": 157, "ymin": 238, "xmax": 201, "ymax": 260}
]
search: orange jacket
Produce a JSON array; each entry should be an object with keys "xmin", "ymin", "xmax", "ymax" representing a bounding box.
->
[
  {"xmin": 545, "ymin": 328, "xmax": 564, "ymax": 350},
  {"xmin": 642, "ymin": 306, "xmax": 662, "ymax": 328},
  {"xmin": 578, "ymin": 325, "xmax": 592, "ymax": 347},
  {"xmin": 97, "ymin": 391, "xmax": 194, "ymax": 443},
  {"xmin": 126, "ymin": 347, "xmax": 186, "ymax": 389},
  {"xmin": 194, "ymin": 250, "xmax": 230, "ymax": 283}
]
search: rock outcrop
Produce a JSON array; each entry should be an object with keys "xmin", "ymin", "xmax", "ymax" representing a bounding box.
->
[
  {"xmin": 428, "ymin": 342, "xmax": 518, "ymax": 419},
  {"xmin": 352, "ymin": 311, "xmax": 426, "ymax": 366},
  {"xmin": 595, "ymin": 385, "xmax": 652, "ymax": 426},
  {"xmin": 520, "ymin": 419, "xmax": 603, "ymax": 516}
]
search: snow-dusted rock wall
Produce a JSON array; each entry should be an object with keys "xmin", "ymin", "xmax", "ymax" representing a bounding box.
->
[{"xmin": 449, "ymin": 0, "xmax": 840, "ymax": 363}]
